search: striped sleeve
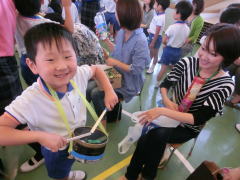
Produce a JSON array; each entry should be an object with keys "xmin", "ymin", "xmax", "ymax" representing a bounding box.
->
[{"xmin": 203, "ymin": 82, "xmax": 234, "ymax": 115}]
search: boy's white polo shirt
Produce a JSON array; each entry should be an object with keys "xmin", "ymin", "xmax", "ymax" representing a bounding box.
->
[
  {"xmin": 148, "ymin": 13, "xmax": 165, "ymax": 35},
  {"xmin": 5, "ymin": 65, "xmax": 93, "ymax": 138},
  {"xmin": 165, "ymin": 22, "xmax": 190, "ymax": 48}
]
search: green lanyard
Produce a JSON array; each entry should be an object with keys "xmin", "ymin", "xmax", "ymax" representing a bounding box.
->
[
  {"xmin": 47, "ymin": 80, "xmax": 108, "ymax": 152},
  {"xmin": 197, "ymin": 69, "xmax": 219, "ymax": 82}
]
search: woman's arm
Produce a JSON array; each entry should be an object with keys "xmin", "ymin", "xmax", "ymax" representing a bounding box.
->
[
  {"xmin": 160, "ymin": 87, "xmax": 178, "ymax": 111},
  {"xmin": 102, "ymin": 38, "xmax": 115, "ymax": 52},
  {"xmin": 139, "ymin": 107, "xmax": 194, "ymax": 125},
  {"xmin": 106, "ymin": 57, "xmax": 131, "ymax": 72}
]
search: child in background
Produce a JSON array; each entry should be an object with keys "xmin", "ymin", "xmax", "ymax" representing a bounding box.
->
[
  {"xmin": 14, "ymin": 0, "xmax": 74, "ymax": 86},
  {"xmin": 146, "ymin": 0, "xmax": 170, "ymax": 74},
  {"xmin": 101, "ymin": 0, "xmax": 120, "ymax": 38},
  {"xmin": 181, "ymin": 0, "xmax": 204, "ymax": 57},
  {"xmin": 0, "ymin": 23, "xmax": 118, "ymax": 180},
  {"xmin": 141, "ymin": 0, "xmax": 155, "ymax": 37},
  {"xmin": 155, "ymin": 1, "xmax": 193, "ymax": 87}
]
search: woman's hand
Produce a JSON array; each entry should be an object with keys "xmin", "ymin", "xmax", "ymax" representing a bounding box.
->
[
  {"xmin": 106, "ymin": 58, "xmax": 117, "ymax": 66},
  {"xmin": 37, "ymin": 131, "xmax": 67, "ymax": 152},
  {"xmin": 138, "ymin": 107, "xmax": 162, "ymax": 125},
  {"xmin": 163, "ymin": 98, "xmax": 178, "ymax": 111},
  {"xmin": 102, "ymin": 48, "xmax": 109, "ymax": 61}
]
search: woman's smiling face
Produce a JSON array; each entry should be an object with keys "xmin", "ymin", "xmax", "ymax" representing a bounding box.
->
[{"xmin": 198, "ymin": 38, "xmax": 224, "ymax": 71}]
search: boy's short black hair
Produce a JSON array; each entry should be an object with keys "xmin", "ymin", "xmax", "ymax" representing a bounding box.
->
[
  {"xmin": 116, "ymin": 0, "xmax": 142, "ymax": 30},
  {"xmin": 155, "ymin": 0, "xmax": 170, "ymax": 10},
  {"xmin": 24, "ymin": 23, "xmax": 76, "ymax": 62},
  {"xmin": 220, "ymin": 7, "xmax": 240, "ymax": 26},
  {"xmin": 192, "ymin": 0, "xmax": 204, "ymax": 15},
  {"xmin": 14, "ymin": 0, "xmax": 41, "ymax": 16},
  {"xmin": 175, "ymin": 1, "xmax": 193, "ymax": 21}
]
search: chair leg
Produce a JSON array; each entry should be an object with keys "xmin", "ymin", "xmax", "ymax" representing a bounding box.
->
[
  {"xmin": 161, "ymin": 146, "xmax": 175, "ymax": 168},
  {"xmin": 116, "ymin": 102, "xmax": 122, "ymax": 121},
  {"xmin": 187, "ymin": 138, "xmax": 197, "ymax": 159},
  {"xmin": 139, "ymin": 94, "xmax": 142, "ymax": 111}
]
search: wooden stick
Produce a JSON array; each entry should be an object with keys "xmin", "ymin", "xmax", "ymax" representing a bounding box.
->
[
  {"xmin": 90, "ymin": 109, "xmax": 107, "ymax": 134},
  {"xmin": 67, "ymin": 109, "xmax": 107, "ymax": 142},
  {"xmin": 67, "ymin": 132, "xmax": 92, "ymax": 142}
]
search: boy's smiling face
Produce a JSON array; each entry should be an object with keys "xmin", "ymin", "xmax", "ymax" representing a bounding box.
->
[{"xmin": 27, "ymin": 38, "xmax": 77, "ymax": 92}]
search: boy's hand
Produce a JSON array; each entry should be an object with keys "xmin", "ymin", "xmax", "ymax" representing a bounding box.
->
[
  {"xmin": 61, "ymin": 0, "xmax": 71, "ymax": 7},
  {"xmin": 37, "ymin": 131, "xmax": 67, "ymax": 152},
  {"xmin": 104, "ymin": 90, "xmax": 118, "ymax": 110}
]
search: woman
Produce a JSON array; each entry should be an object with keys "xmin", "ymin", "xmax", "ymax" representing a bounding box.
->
[
  {"xmin": 141, "ymin": 0, "xmax": 155, "ymax": 37},
  {"xmin": 121, "ymin": 23, "xmax": 240, "ymax": 180},
  {"xmin": 181, "ymin": 0, "xmax": 204, "ymax": 57},
  {"xmin": 87, "ymin": 0, "xmax": 150, "ymax": 124}
]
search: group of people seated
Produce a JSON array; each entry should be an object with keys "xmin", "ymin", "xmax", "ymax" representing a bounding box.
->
[{"xmin": 0, "ymin": 0, "xmax": 240, "ymax": 180}]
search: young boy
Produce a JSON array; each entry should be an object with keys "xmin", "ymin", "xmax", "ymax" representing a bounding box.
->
[
  {"xmin": 155, "ymin": 1, "xmax": 192, "ymax": 87},
  {"xmin": 14, "ymin": 0, "xmax": 74, "ymax": 172},
  {"xmin": 146, "ymin": 0, "xmax": 170, "ymax": 74},
  {"xmin": 0, "ymin": 23, "xmax": 118, "ymax": 180}
]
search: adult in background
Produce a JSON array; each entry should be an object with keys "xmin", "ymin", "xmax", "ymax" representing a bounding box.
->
[
  {"xmin": 120, "ymin": 24, "xmax": 240, "ymax": 180},
  {"xmin": 0, "ymin": 0, "xmax": 22, "ymax": 177}
]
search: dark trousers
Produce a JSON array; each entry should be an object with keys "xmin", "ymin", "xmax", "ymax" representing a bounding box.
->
[{"xmin": 125, "ymin": 126, "xmax": 198, "ymax": 180}]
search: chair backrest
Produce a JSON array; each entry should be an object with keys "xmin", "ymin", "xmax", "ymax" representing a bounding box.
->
[{"xmin": 196, "ymin": 21, "xmax": 214, "ymax": 45}]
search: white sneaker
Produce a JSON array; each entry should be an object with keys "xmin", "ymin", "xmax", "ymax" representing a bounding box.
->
[
  {"xmin": 146, "ymin": 65, "xmax": 155, "ymax": 74},
  {"xmin": 68, "ymin": 170, "xmax": 86, "ymax": 180},
  {"xmin": 19, "ymin": 157, "xmax": 44, "ymax": 172},
  {"xmin": 236, "ymin": 123, "xmax": 240, "ymax": 133}
]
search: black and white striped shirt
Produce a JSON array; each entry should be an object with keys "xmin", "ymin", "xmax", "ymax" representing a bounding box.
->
[{"xmin": 160, "ymin": 57, "xmax": 234, "ymax": 132}]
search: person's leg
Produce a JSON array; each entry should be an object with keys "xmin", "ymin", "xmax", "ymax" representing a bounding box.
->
[
  {"xmin": 125, "ymin": 126, "xmax": 197, "ymax": 180},
  {"xmin": 147, "ymin": 35, "xmax": 162, "ymax": 74},
  {"xmin": 41, "ymin": 146, "xmax": 86, "ymax": 180},
  {"xmin": 0, "ymin": 56, "xmax": 22, "ymax": 176},
  {"xmin": 16, "ymin": 125, "xmax": 44, "ymax": 172},
  {"xmin": 157, "ymin": 64, "xmax": 168, "ymax": 82}
]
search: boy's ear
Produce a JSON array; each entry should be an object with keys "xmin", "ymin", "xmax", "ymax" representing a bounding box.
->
[{"xmin": 26, "ymin": 58, "xmax": 38, "ymax": 75}]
